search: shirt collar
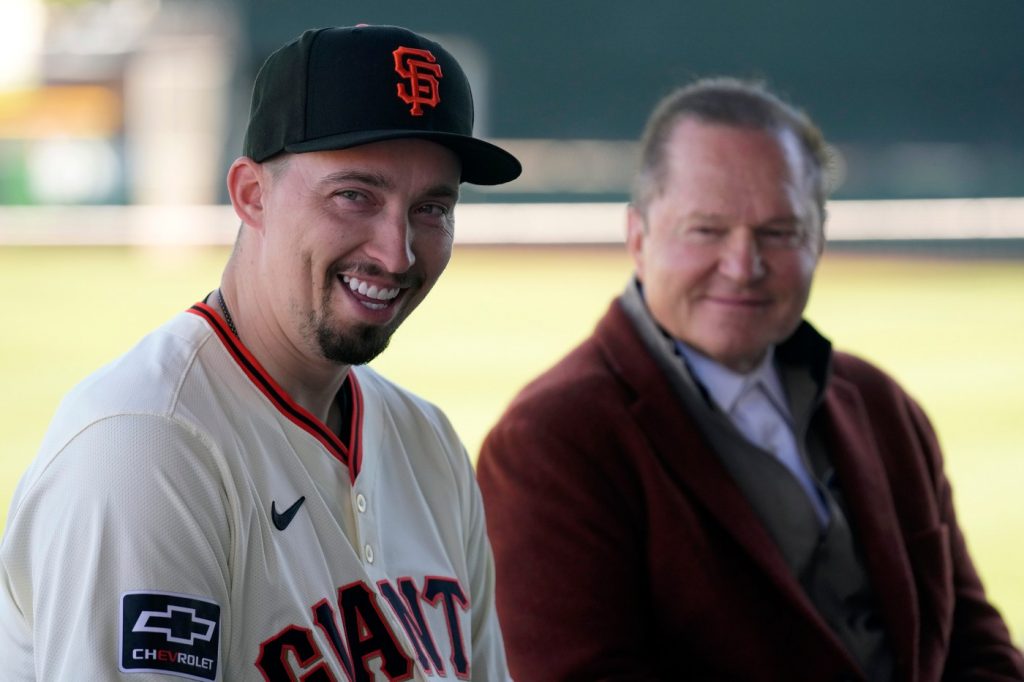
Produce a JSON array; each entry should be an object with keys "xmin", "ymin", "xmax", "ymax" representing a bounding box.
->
[
  {"xmin": 629, "ymin": 277, "xmax": 811, "ymax": 421},
  {"xmin": 675, "ymin": 341, "xmax": 792, "ymax": 421}
]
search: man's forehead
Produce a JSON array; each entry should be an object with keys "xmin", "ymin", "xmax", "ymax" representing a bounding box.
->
[
  {"xmin": 665, "ymin": 122, "xmax": 815, "ymax": 195},
  {"xmin": 285, "ymin": 142, "xmax": 461, "ymax": 188},
  {"xmin": 667, "ymin": 120, "xmax": 793, "ymax": 164}
]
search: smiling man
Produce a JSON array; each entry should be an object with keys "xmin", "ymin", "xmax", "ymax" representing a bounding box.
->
[
  {"xmin": 0, "ymin": 25, "xmax": 520, "ymax": 681},
  {"xmin": 477, "ymin": 79, "xmax": 1024, "ymax": 681}
]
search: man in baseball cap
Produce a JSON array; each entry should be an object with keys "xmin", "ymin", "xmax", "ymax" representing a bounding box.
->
[{"xmin": 0, "ymin": 25, "xmax": 517, "ymax": 680}]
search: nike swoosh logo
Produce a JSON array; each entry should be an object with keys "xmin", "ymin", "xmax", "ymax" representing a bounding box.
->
[{"xmin": 271, "ymin": 496, "xmax": 306, "ymax": 531}]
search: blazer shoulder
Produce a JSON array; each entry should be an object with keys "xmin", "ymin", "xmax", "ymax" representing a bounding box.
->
[
  {"xmin": 831, "ymin": 350, "xmax": 908, "ymax": 401},
  {"xmin": 506, "ymin": 335, "xmax": 624, "ymax": 420},
  {"xmin": 506, "ymin": 300, "xmax": 650, "ymax": 410}
]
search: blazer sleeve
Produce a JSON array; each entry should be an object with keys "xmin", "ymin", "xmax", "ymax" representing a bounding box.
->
[
  {"xmin": 840, "ymin": 351, "xmax": 1024, "ymax": 680},
  {"xmin": 477, "ymin": 395, "xmax": 669, "ymax": 682},
  {"xmin": 902, "ymin": 397, "xmax": 1024, "ymax": 680}
]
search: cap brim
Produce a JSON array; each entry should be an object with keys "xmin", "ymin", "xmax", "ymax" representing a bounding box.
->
[{"xmin": 285, "ymin": 130, "xmax": 521, "ymax": 186}]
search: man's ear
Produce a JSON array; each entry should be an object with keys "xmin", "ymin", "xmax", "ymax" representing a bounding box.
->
[
  {"xmin": 226, "ymin": 157, "xmax": 266, "ymax": 231},
  {"xmin": 816, "ymin": 207, "xmax": 828, "ymax": 256},
  {"xmin": 625, "ymin": 204, "xmax": 647, "ymax": 281}
]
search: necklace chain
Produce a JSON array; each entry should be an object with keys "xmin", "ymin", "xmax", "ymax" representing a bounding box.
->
[{"xmin": 217, "ymin": 289, "xmax": 238, "ymax": 336}]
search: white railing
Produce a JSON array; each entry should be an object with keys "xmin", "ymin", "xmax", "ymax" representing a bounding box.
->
[{"xmin": 2, "ymin": 198, "xmax": 1024, "ymax": 246}]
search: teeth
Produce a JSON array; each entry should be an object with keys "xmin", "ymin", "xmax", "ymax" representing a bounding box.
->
[{"xmin": 342, "ymin": 275, "xmax": 400, "ymax": 301}]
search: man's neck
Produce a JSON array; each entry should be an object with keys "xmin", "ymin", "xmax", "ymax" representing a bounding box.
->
[{"xmin": 216, "ymin": 282, "xmax": 350, "ymax": 430}]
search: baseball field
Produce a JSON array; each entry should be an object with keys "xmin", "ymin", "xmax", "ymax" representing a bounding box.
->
[{"xmin": 1, "ymin": 244, "xmax": 1021, "ymax": 640}]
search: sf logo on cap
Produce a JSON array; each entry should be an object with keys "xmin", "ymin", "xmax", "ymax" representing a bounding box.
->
[{"xmin": 393, "ymin": 46, "xmax": 442, "ymax": 116}]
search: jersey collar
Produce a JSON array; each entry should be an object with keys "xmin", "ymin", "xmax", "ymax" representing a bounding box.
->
[{"xmin": 188, "ymin": 302, "xmax": 364, "ymax": 483}]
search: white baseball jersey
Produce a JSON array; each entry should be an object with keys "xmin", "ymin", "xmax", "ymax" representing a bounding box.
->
[{"xmin": 0, "ymin": 302, "xmax": 511, "ymax": 681}]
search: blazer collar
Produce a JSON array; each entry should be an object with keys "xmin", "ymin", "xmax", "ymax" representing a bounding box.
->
[
  {"xmin": 822, "ymin": 376, "xmax": 920, "ymax": 677},
  {"xmin": 604, "ymin": 280, "xmax": 919, "ymax": 674},
  {"xmin": 606, "ymin": 284, "xmax": 836, "ymax": 632}
]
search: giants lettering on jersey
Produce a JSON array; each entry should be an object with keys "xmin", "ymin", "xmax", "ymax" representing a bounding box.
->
[{"xmin": 256, "ymin": 576, "xmax": 470, "ymax": 681}]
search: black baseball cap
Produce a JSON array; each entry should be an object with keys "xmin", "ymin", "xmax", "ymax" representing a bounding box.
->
[{"xmin": 242, "ymin": 25, "xmax": 521, "ymax": 185}]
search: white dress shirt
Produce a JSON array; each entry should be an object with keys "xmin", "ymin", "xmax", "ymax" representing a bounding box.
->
[{"xmin": 677, "ymin": 342, "xmax": 831, "ymax": 526}]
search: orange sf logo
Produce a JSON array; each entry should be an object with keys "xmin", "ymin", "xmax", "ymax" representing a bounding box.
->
[{"xmin": 393, "ymin": 46, "xmax": 443, "ymax": 116}]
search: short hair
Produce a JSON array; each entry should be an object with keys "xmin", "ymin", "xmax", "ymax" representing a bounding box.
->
[
  {"xmin": 631, "ymin": 77, "xmax": 829, "ymax": 215},
  {"xmin": 261, "ymin": 152, "xmax": 292, "ymax": 180}
]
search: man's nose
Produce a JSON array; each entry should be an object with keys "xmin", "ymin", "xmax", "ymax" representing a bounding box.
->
[
  {"xmin": 717, "ymin": 228, "xmax": 765, "ymax": 283},
  {"xmin": 366, "ymin": 209, "xmax": 416, "ymax": 274}
]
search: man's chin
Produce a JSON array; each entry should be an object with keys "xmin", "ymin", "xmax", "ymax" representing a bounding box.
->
[{"xmin": 315, "ymin": 323, "xmax": 394, "ymax": 366}]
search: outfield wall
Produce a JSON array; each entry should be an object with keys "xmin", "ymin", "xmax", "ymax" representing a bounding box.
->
[{"xmin": 2, "ymin": 198, "xmax": 1024, "ymax": 247}]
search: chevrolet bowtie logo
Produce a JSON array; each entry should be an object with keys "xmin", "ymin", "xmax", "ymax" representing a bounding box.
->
[{"xmin": 133, "ymin": 605, "xmax": 216, "ymax": 646}]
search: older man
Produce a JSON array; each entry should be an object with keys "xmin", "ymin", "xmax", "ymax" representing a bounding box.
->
[
  {"xmin": 1, "ymin": 25, "xmax": 519, "ymax": 681},
  {"xmin": 477, "ymin": 79, "xmax": 1024, "ymax": 681}
]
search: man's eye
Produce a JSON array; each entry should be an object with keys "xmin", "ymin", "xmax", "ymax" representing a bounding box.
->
[
  {"xmin": 335, "ymin": 189, "xmax": 367, "ymax": 202},
  {"xmin": 417, "ymin": 204, "xmax": 450, "ymax": 217},
  {"xmin": 758, "ymin": 227, "xmax": 800, "ymax": 247},
  {"xmin": 687, "ymin": 225, "xmax": 724, "ymax": 239}
]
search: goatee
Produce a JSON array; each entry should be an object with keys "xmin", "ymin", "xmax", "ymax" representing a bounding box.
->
[{"xmin": 314, "ymin": 318, "xmax": 393, "ymax": 366}]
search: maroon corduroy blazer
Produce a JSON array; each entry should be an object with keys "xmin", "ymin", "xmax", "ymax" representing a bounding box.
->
[{"xmin": 477, "ymin": 299, "xmax": 1024, "ymax": 682}]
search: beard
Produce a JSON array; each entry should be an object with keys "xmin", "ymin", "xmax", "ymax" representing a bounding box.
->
[
  {"xmin": 313, "ymin": 316, "xmax": 394, "ymax": 366},
  {"xmin": 302, "ymin": 268, "xmax": 412, "ymax": 366}
]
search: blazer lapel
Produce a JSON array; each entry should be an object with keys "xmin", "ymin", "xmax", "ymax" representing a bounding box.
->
[
  {"xmin": 823, "ymin": 376, "xmax": 920, "ymax": 679},
  {"xmin": 594, "ymin": 300, "xmax": 843, "ymax": 639}
]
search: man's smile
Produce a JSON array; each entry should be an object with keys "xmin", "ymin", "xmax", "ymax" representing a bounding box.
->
[{"xmin": 341, "ymin": 274, "xmax": 403, "ymax": 310}]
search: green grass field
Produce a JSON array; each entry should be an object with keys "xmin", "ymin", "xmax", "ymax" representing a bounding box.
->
[{"xmin": 1, "ymin": 244, "xmax": 1022, "ymax": 641}]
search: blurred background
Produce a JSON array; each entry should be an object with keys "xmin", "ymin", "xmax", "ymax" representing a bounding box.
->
[
  {"xmin": 1, "ymin": 0, "xmax": 1022, "ymax": 642},
  {"xmin": 2, "ymin": 0, "xmax": 1024, "ymax": 208}
]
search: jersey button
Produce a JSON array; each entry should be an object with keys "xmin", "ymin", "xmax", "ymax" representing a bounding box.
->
[
  {"xmin": 364, "ymin": 544, "xmax": 374, "ymax": 564},
  {"xmin": 356, "ymin": 493, "xmax": 367, "ymax": 513}
]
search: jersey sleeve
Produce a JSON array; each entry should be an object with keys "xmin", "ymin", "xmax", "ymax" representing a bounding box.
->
[
  {"xmin": 1, "ymin": 414, "xmax": 233, "ymax": 681},
  {"xmin": 417, "ymin": 396, "xmax": 513, "ymax": 682},
  {"xmin": 460, "ymin": 440, "xmax": 514, "ymax": 682}
]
